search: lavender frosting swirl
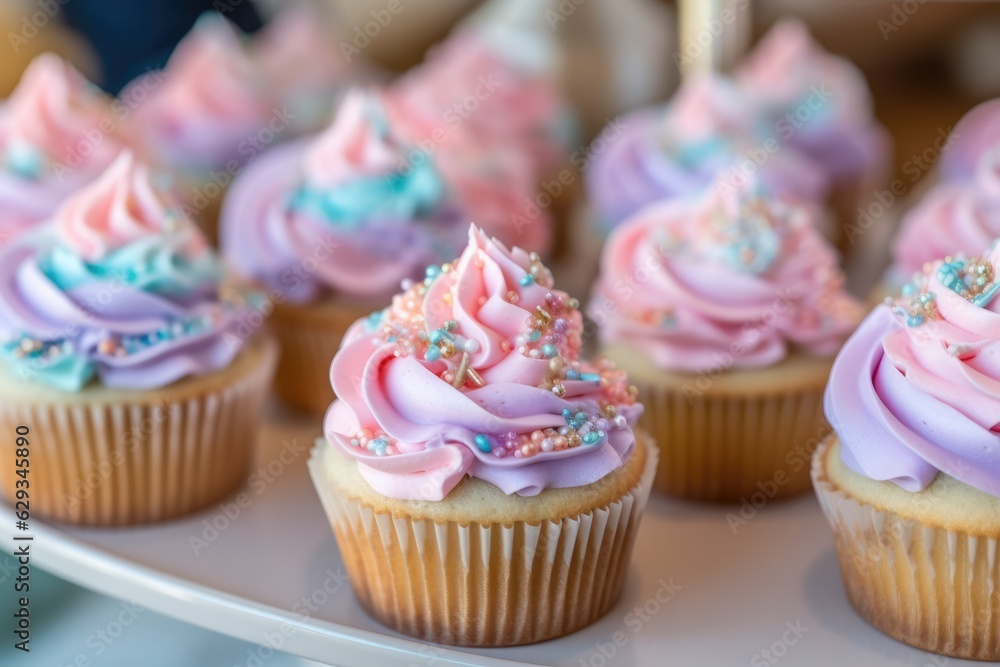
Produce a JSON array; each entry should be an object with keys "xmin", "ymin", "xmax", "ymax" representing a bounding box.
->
[
  {"xmin": 826, "ymin": 244, "xmax": 1000, "ymax": 497},
  {"xmin": 0, "ymin": 152, "xmax": 253, "ymax": 391}
]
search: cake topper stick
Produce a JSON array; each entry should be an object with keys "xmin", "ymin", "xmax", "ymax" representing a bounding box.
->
[{"xmin": 679, "ymin": 0, "xmax": 752, "ymax": 77}]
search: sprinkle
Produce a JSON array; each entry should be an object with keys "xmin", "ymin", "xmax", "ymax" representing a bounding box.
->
[
  {"xmin": 425, "ymin": 346, "xmax": 441, "ymax": 361},
  {"xmin": 528, "ymin": 330, "xmax": 542, "ymax": 342},
  {"xmin": 439, "ymin": 340, "xmax": 457, "ymax": 358},
  {"xmin": 519, "ymin": 274, "xmax": 534, "ymax": 287},
  {"xmin": 541, "ymin": 344, "xmax": 557, "ymax": 358},
  {"xmin": 552, "ymin": 384, "xmax": 566, "ymax": 397},
  {"xmin": 443, "ymin": 319, "xmax": 458, "ymax": 331},
  {"xmin": 583, "ymin": 431, "xmax": 603, "ymax": 445},
  {"xmin": 466, "ymin": 367, "xmax": 485, "ymax": 387},
  {"xmin": 580, "ymin": 373, "xmax": 601, "ymax": 382},
  {"xmin": 474, "ymin": 434, "xmax": 492, "ymax": 453},
  {"xmin": 425, "ymin": 265, "xmax": 441, "ymax": 280},
  {"xmin": 463, "ymin": 339, "xmax": 480, "ymax": 353}
]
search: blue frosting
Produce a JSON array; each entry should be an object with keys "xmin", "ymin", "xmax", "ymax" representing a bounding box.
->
[
  {"xmin": 1, "ymin": 338, "xmax": 94, "ymax": 392},
  {"xmin": 40, "ymin": 235, "xmax": 222, "ymax": 297},
  {"xmin": 287, "ymin": 157, "xmax": 445, "ymax": 228}
]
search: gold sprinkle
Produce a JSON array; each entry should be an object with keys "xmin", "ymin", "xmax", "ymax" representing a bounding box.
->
[
  {"xmin": 439, "ymin": 341, "xmax": 457, "ymax": 358},
  {"xmin": 466, "ymin": 367, "xmax": 485, "ymax": 387},
  {"xmin": 536, "ymin": 306, "xmax": 552, "ymax": 322},
  {"xmin": 452, "ymin": 351, "xmax": 470, "ymax": 388}
]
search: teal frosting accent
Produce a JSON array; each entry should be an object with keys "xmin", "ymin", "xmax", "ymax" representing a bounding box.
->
[
  {"xmin": 288, "ymin": 158, "xmax": 445, "ymax": 228},
  {"xmin": 1, "ymin": 340, "xmax": 94, "ymax": 392},
  {"xmin": 40, "ymin": 235, "xmax": 222, "ymax": 297},
  {"xmin": 673, "ymin": 135, "xmax": 732, "ymax": 168},
  {"xmin": 4, "ymin": 140, "xmax": 47, "ymax": 180}
]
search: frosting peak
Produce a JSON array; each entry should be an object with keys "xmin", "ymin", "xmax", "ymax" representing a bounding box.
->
[
  {"xmin": 0, "ymin": 152, "xmax": 248, "ymax": 391},
  {"xmin": 302, "ymin": 91, "xmax": 402, "ymax": 189},
  {"xmin": 892, "ymin": 148, "xmax": 1000, "ymax": 278},
  {"xmin": 0, "ymin": 53, "xmax": 123, "ymax": 177},
  {"xmin": 57, "ymin": 151, "xmax": 201, "ymax": 262},
  {"xmin": 591, "ymin": 177, "xmax": 861, "ymax": 372},
  {"xmin": 323, "ymin": 225, "xmax": 642, "ymax": 500},
  {"xmin": 826, "ymin": 243, "xmax": 1000, "ymax": 497}
]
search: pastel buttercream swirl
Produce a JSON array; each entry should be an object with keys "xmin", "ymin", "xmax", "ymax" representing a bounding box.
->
[
  {"xmin": 590, "ymin": 177, "xmax": 862, "ymax": 372},
  {"xmin": 0, "ymin": 151, "xmax": 252, "ymax": 392},
  {"xmin": 940, "ymin": 98, "xmax": 1000, "ymax": 183},
  {"xmin": 221, "ymin": 91, "xmax": 466, "ymax": 303},
  {"xmin": 735, "ymin": 19, "xmax": 891, "ymax": 183},
  {"xmin": 892, "ymin": 147, "xmax": 1000, "ymax": 279},
  {"xmin": 0, "ymin": 54, "xmax": 128, "ymax": 244},
  {"xmin": 132, "ymin": 13, "xmax": 274, "ymax": 168},
  {"xmin": 586, "ymin": 74, "xmax": 828, "ymax": 230},
  {"xmin": 825, "ymin": 243, "xmax": 1000, "ymax": 497},
  {"xmin": 383, "ymin": 33, "xmax": 570, "ymax": 174},
  {"xmin": 323, "ymin": 225, "xmax": 642, "ymax": 500}
]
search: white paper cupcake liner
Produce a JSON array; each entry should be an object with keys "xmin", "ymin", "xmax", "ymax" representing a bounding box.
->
[
  {"xmin": 812, "ymin": 437, "xmax": 1000, "ymax": 661},
  {"xmin": 0, "ymin": 337, "xmax": 276, "ymax": 526},
  {"xmin": 308, "ymin": 440, "xmax": 658, "ymax": 647}
]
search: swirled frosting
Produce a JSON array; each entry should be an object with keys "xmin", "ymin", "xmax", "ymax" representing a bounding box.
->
[
  {"xmin": 0, "ymin": 54, "xmax": 128, "ymax": 245},
  {"xmin": 221, "ymin": 90, "xmax": 466, "ymax": 303},
  {"xmin": 735, "ymin": 19, "xmax": 891, "ymax": 185},
  {"xmin": 131, "ymin": 14, "xmax": 273, "ymax": 169},
  {"xmin": 0, "ymin": 151, "xmax": 254, "ymax": 391},
  {"xmin": 590, "ymin": 177, "xmax": 861, "ymax": 372},
  {"xmin": 940, "ymin": 98, "xmax": 1000, "ymax": 183},
  {"xmin": 585, "ymin": 74, "xmax": 829, "ymax": 230},
  {"xmin": 323, "ymin": 225, "xmax": 642, "ymax": 500},
  {"xmin": 383, "ymin": 33, "xmax": 570, "ymax": 174},
  {"xmin": 250, "ymin": 5, "xmax": 354, "ymax": 135},
  {"xmin": 892, "ymin": 147, "xmax": 1000, "ymax": 279},
  {"xmin": 825, "ymin": 243, "xmax": 1000, "ymax": 497}
]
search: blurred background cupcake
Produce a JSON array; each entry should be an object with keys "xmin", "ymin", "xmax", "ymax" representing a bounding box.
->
[
  {"xmin": 590, "ymin": 175, "xmax": 861, "ymax": 501},
  {"xmin": 220, "ymin": 90, "xmax": 470, "ymax": 415},
  {"xmin": 0, "ymin": 54, "xmax": 132, "ymax": 249}
]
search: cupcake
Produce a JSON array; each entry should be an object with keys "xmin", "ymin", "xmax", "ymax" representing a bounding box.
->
[
  {"xmin": 590, "ymin": 176, "xmax": 861, "ymax": 501},
  {"xmin": 250, "ymin": 4, "xmax": 377, "ymax": 136},
  {"xmin": 221, "ymin": 91, "xmax": 470, "ymax": 415},
  {"xmin": 939, "ymin": 97, "xmax": 1000, "ymax": 183},
  {"xmin": 815, "ymin": 242, "xmax": 1000, "ymax": 660},
  {"xmin": 735, "ymin": 19, "xmax": 893, "ymax": 250},
  {"xmin": 127, "ymin": 13, "xmax": 275, "ymax": 243},
  {"xmin": 584, "ymin": 73, "xmax": 829, "ymax": 235},
  {"xmin": 882, "ymin": 146, "xmax": 1000, "ymax": 298},
  {"xmin": 383, "ymin": 32, "xmax": 572, "ymax": 177},
  {"xmin": 308, "ymin": 225, "xmax": 656, "ymax": 646},
  {"xmin": 0, "ymin": 151, "xmax": 277, "ymax": 525},
  {"xmin": 0, "ymin": 54, "xmax": 130, "ymax": 247}
]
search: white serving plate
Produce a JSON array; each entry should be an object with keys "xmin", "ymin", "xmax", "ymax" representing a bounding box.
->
[{"xmin": 8, "ymin": 404, "xmax": 978, "ymax": 667}]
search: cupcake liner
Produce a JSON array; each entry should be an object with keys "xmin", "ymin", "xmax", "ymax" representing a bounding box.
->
[
  {"xmin": 812, "ymin": 437, "xmax": 1000, "ymax": 661},
  {"xmin": 269, "ymin": 301, "xmax": 373, "ymax": 416},
  {"xmin": 307, "ymin": 440, "xmax": 658, "ymax": 647},
  {"xmin": 0, "ymin": 337, "xmax": 276, "ymax": 526},
  {"xmin": 636, "ymin": 377, "xmax": 827, "ymax": 502}
]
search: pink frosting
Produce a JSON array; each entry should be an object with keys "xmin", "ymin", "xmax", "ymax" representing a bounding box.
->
[
  {"xmin": 383, "ymin": 33, "xmax": 568, "ymax": 173},
  {"xmin": 323, "ymin": 226, "xmax": 642, "ymax": 500},
  {"xmin": 252, "ymin": 6, "xmax": 348, "ymax": 90},
  {"xmin": 737, "ymin": 19, "xmax": 874, "ymax": 126},
  {"xmin": 591, "ymin": 177, "xmax": 862, "ymax": 372},
  {"xmin": 431, "ymin": 141, "xmax": 552, "ymax": 255},
  {"xmin": 941, "ymin": 98, "xmax": 1000, "ymax": 183},
  {"xmin": 301, "ymin": 91, "xmax": 400, "ymax": 189},
  {"xmin": 57, "ymin": 150, "xmax": 205, "ymax": 262},
  {"xmin": 827, "ymin": 243, "xmax": 1000, "ymax": 497},
  {"xmin": 133, "ymin": 15, "xmax": 273, "ymax": 168},
  {"xmin": 893, "ymin": 147, "xmax": 1000, "ymax": 279},
  {"xmin": 0, "ymin": 53, "xmax": 125, "ymax": 178},
  {"xmin": 657, "ymin": 74, "xmax": 749, "ymax": 145}
]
